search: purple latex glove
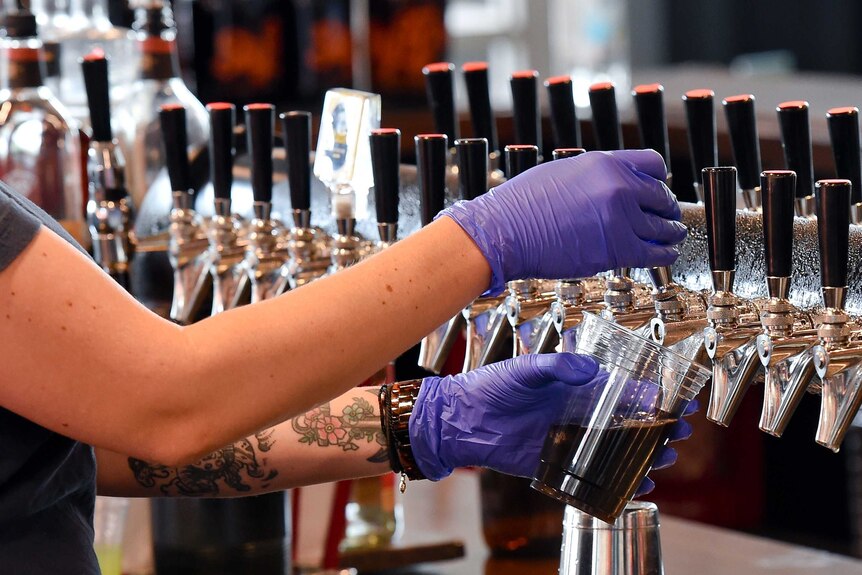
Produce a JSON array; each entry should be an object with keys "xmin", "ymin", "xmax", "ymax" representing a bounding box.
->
[
  {"xmin": 439, "ymin": 149, "xmax": 686, "ymax": 294},
  {"xmin": 408, "ymin": 353, "xmax": 698, "ymax": 498}
]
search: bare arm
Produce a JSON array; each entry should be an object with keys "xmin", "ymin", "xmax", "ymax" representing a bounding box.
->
[
  {"xmin": 96, "ymin": 387, "xmax": 388, "ymax": 497},
  {"xmin": 0, "ymin": 217, "xmax": 487, "ymax": 465}
]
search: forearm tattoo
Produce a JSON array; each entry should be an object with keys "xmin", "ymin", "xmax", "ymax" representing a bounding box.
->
[
  {"xmin": 128, "ymin": 430, "xmax": 278, "ymax": 496},
  {"xmin": 291, "ymin": 389, "xmax": 388, "ymax": 463}
]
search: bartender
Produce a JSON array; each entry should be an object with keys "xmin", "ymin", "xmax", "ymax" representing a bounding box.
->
[{"xmin": 0, "ymin": 149, "xmax": 690, "ymax": 573}]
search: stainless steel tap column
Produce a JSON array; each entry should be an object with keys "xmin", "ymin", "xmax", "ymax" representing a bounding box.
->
[
  {"xmin": 417, "ymin": 134, "xmax": 462, "ymax": 374},
  {"xmin": 811, "ymin": 179, "xmax": 862, "ymax": 451},
  {"xmin": 243, "ymin": 104, "xmax": 289, "ymax": 302},
  {"xmin": 682, "ymin": 89, "xmax": 718, "ymax": 204},
  {"xmin": 777, "ymin": 101, "xmax": 816, "ymax": 217},
  {"xmin": 701, "ymin": 167, "xmax": 764, "ymax": 426},
  {"xmin": 757, "ymin": 170, "xmax": 818, "ymax": 436},
  {"xmin": 826, "ymin": 106, "xmax": 862, "ymax": 224},
  {"xmin": 160, "ymin": 104, "xmax": 211, "ymax": 324},
  {"xmin": 282, "ymin": 111, "xmax": 330, "ymax": 289},
  {"xmin": 206, "ymin": 102, "xmax": 250, "ymax": 315},
  {"xmin": 723, "ymin": 94, "xmax": 763, "ymax": 211},
  {"xmin": 82, "ymin": 52, "xmax": 134, "ymax": 289}
]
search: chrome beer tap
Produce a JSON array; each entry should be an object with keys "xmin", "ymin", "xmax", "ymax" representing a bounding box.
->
[
  {"xmin": 757, "ymin": 170, "xmax": 819, "ymax": 436},
  {"xmin": 811, "ymin": 180, "xmax": 862, "ymax": 452},
  {"xmin": 701, "ymin": 167, "xmax": 765, "ymax": 426},
  {"xmin": 242, "ymin": 104, "xmax": 289, "ymax": 302},
  {"xmin": 502, "ymin": 145, "xmax": 557, "ymax": 356},
  {"xmin": 723, "ymin": 94, "xmax": 763, "ymax": 211},
  {"xmin": 683, "ymin": 89, "xmax": 718, "ymax": 204},
  {"xmin": 205, "ymin": 102, "xmax": 250, "ymax": 315},
  {"xmin": 777, "ymin": 101, "xmax": 816, "ymax": 217},
  {"xmin": 82, "ymin": 53, "xmax": 134, "ymax": 289},
  {"xmin": 369, "ymin": 128, "xmax": 401, "ymax": 250},
  {"xmin": 160, "ymin": 104, "xmax": 211, "ymax": 324},
  {"xmin": 458, "ymin": 138, "xmax": 511, "ymax": 371},
  {"xmin": 417, "ymin": 134, "xmax": 466, "ymax": 373},
  {"xmin": 826, "ymin": 106, "xmax": 862, "ymax": 224},
  {"xmin": 281, "ymin": 111, "xmax": 330, "ymax": 289}
]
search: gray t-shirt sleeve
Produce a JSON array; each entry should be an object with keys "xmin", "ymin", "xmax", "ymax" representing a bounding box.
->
[{"xmin": 0, "ymin": 185, "xmax": 41, "ymax": 273}]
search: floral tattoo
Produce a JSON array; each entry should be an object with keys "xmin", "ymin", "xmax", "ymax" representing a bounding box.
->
[
  {"xmin": 292, "ymin": 390, "xmax": 388, "ymax": 463},
  {"xmin": 128, "ymin": 430, "xmax": 278, "ymax": 496}
]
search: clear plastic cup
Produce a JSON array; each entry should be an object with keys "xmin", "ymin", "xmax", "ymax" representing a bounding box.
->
[
  {"xmin": 94, "ymin": 496, "xmax": 130, "ymax": 575},
  {"xmin": 532, "ymin": 312, "xmax": 711, "ymax": 524}
]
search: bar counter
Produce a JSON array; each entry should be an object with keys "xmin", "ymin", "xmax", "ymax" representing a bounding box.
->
[{"xmin": 395, "ymin": 470, "xmax": 862, "ymax": 574}]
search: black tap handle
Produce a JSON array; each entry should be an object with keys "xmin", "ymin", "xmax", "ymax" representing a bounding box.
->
[
  {"xmin": 545, "ymin": 75, "xmax": 581, "ymax": 149},
  {"xmin": 207, "ymin": 102, "xmax": 235, "ymax": 201},
  {"xmin": 777, "ymin": 101, "xmax": 814, "ymax": 200},
  {"xmin": 632, "ymin": 83, "xmax": 670, "ymax": 166},
  {"xmin": 703, "ymin": 166, "xmax": 738, "ymax": 272},
  {"xmin": 159, "ymin": 104, "xmax": 190, "ymax": 193},
  {"xmin": 505, "ymin": 144, "xmax": 538, "ymax": 179},
  {"xmin": 761, "ymin": 170, "xmax": 796, "ymax": 278},
  {"xmin": 723, "ymin": 94, "xmax": 762, "ymax": 191},
  {"xmin": 588, "ymin": 82, "xmax": 622, "ymax": 151},
  {"xmin": 815, "ymin": 179, "xmax": 851, "ymax": 288},
  {"xmin": 826, "ymin": 106, "xmax": 862, "ymax": 205},
  {"xmin": 422, "ymin": 62, "xmax": 458, "ymax": 142},
  {"xmin": 683, "ymin": 89, "xmax": 718, "ymax": 183},
  {"xmin": 456, "ymin": 137, "xmax": 488, "ymax": 201},
  {"xmin": 462, "ymin": 62, "xmax": 499, "ymax": 154},
  {"xmin": 552, "ymin": 148, "xmax": 586, "ymax": 161},
  {"xmin": 281, "ymin": 110, "xmax": 312, "ymax": 211},
  {"xmin": 81, "ymin": 51, "xmax": 112, "ymax": 142},
  {"xmin": 415, "ymin": 134, "xmax": 448, "ymax": 227},
  {"xmin": 510, "ymin": 70, "xmax": 541, "ymax": 148},
  {"xmin": 244, "ymin": 103, "xmax": 275, "ymax": 204},
  {"xmin": 370, "ymin": 128, "xmax": 401, "ymax": 225}
]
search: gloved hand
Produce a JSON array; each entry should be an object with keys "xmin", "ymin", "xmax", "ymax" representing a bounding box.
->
[
  {"xmin": 409, "ymin": 353, "xmax": 697, "ymax": 497},
  {"xmin": 439, "ymin": 149, "xmax": 686, "ymax": 294}
]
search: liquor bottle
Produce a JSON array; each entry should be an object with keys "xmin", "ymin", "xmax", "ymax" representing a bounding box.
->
[
  {"xmin": 0, "ymin": 7, "xmax": 85, "ymax": 245},
  {"xmin": 30, "ymin": 0, "xmax": 138, "ymax": 126},
  {"xmin": 122, "ymin": 0, "xmax": 209, "ymax": 210}
]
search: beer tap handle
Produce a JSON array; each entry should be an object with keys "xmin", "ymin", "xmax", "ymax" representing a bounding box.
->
[
  {"xmin": 703, "ymin": 166, "xmax": 738, "ymax": 277},
  {"xmin": 826, "ymin": 107, "xmax": 862, "ymax": 206},
  {"xmin": 244, "ymin": 104, "xmax": 275, "ymax": 204},
  {"xmin": 761, "ymin": 170, "xmax": 796, "ymax": 283},
  {"xmin": 159, "ymin": 104, "xmax": 191, "ymax": 194},
  {"xmin": 370, "ymin": 128, "xmax": 401, "ymax": 227},
  {"xmin": 505, "ymin": 144, "xmax": 539, "ymax": 179},
  {"xmin": 815, "ymin": 179, "xmax": 851, "ymax": 291},
  {"xmin": 632, "ymin": 83, "xmax": 671, "ymax": 168},
  {"xmin": 544, "ymin": 75, "xmax": 581, "ymax": 149},
  {"xmin": 462, "ymin": 62, "xmax": 499, "ymax": 155},
  {"xmin": 415, "ymin": 134, "xmax": 448, "ymax": 227},
  {"xmin": 588, "ymin": 82, "xmax": 622, "ymax": 151},
  {"xmin": 723, "ymin": 94, "xmax": 762, "ymax": 194},
  {"xmin": 777, "ymin": 101, "xmax": 815, "ymax": 205},
  {"xmin": 510, "ymin": 69, "xmax": 541, "ymax": 148},
  {"xmin": 81, "ymin": 51, "xmax": 112, "ymax": 143},
  {"xmin": 422, "ymin": 62, "xmax": 458, "ymax": 143},
  {"xmin": 456, "ymin": 138, "xmax": 488, "ymax": 201},
  {"xmin": 207, "ymin": 103, "xmax": 235, "ymax": 202},
  {"xmin": 281, "ymin": 111, "xmax": 312, "ymax": 212},
  {"xmin": 552, "ymin": 148, "xmax": 586, "ymax": 161},
  {"xmin": 683, "ymin": 89, "xmax": 718, "ymax": 196}
]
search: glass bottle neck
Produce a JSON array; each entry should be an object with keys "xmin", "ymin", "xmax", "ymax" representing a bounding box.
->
[
  {"xmin": 1, "ymin": 45, "xmax": 46, "ymax": 90},
  {"xmin": 139, "ymin": 36, "xmax": 180, "ymax": 81}
]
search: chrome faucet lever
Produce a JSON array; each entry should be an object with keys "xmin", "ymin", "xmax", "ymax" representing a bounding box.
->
[
  {"xmin": 160, "ymin": 105, "xmax": 212, "ymax": 324},
  {"xmin": 701, "ymin": 167, "xmax": 764, "ymax": 426},
  {"xmin": 756, "ymin": 170, "xmax": 819, "ymax": 436},
  {"xmin": 242, "ymin": 104, "xmax": 290, "ymax": 303},
  {"xmin": 810, "ymin": 180, "xmax": 862, "ymax": 452}
]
